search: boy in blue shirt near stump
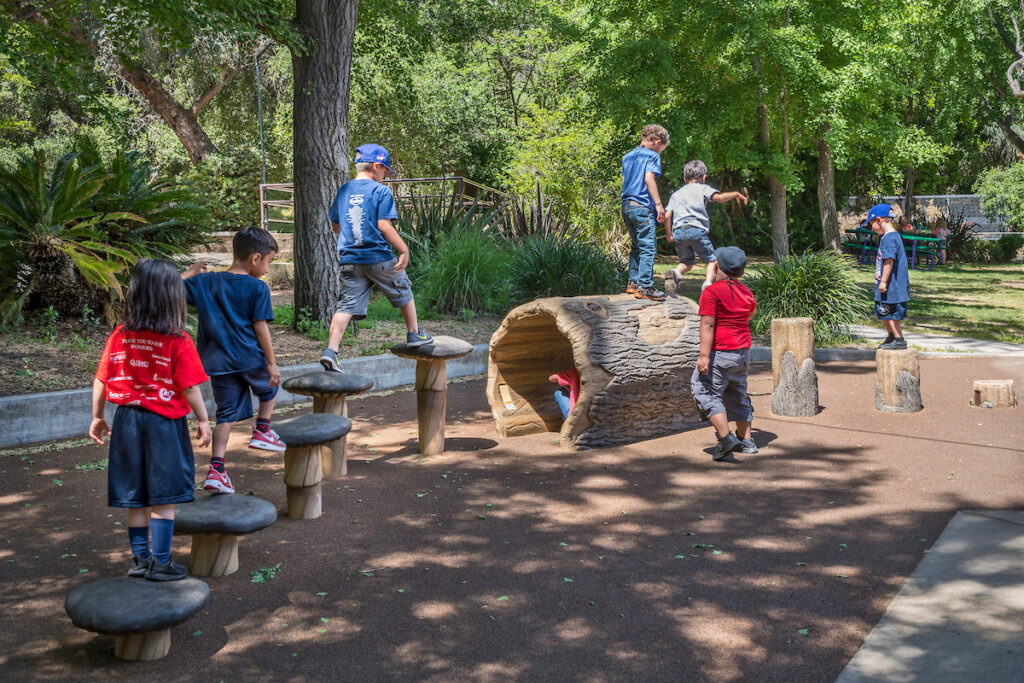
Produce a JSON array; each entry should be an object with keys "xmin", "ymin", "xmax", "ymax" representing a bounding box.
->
[
  {"xmin": 864, "ymin": 203, "xmax": 909, "ymax": 349},
  {"xmin": 320, "ymin": 143, "xmax": 432, "ymax": 372},
  {"xmin": 621, "ymin": 124, "xmax": 670, "ymax": 301},
  {"xmin": 182, "ymin": 227, "xmax": 285, "ymax": 494}
]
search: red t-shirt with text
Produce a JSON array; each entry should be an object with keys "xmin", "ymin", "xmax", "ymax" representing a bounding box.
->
[
  {"xmin": 95, "ymin": 327, "xmax": 209, "ymax": 419},
  {"xmin": 698, "ymin": 279, "xmax": 757, "ymax": 350}
]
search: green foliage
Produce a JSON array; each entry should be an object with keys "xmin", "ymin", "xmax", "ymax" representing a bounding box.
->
[
  {"xmin": 296, "ymin": 307, "xmax": 329, "ymax": 342},
  {"xmin": 509, "ymin": 235, "xmax": 624, "ymax": 303},
  {"xmin": 188, "ymin": 147, "xmax": 262, "ymax": 231},
  {"xmin": 748, "ymin": 250, "xmax": 870, "ymax": 346},
  {"xmin": 993, "ymin": 233, "xmax": 1024, "ymax": 262},
  {"xmin": 975, "ymin": 161, "xmax": 1024, "ymax": 231},
  {"xmin": 416, "ymin": 224, "xmax": 512, "ymax": 316},
  {"xmin": 946, "ymin": 212, "xmax": 995, "ymax": 263}
]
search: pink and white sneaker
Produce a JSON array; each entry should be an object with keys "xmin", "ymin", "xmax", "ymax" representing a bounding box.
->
[
  {"xmin": 203, "ymin": 467, "xmax": 235, "ymax": 494},
  {"xmin": 249, "ymin": 427, "xmax": 286, "ymax": 452}
]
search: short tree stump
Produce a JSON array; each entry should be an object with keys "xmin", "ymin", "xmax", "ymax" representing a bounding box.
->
[
  {"xmin": 390, "ymin": 336, "xmax": 474, "ymax": 455},
  {"xmin": 283, "ymin": 371, "xmax": 373, "ymax": 476},
  {"xmin": 64, "ymin": 576, "xmax": 209, "ymax": 661},
  {"xmin": 971, "ymin": 380, "xmax": 1017, "ymax": 408},
  {"xmin": 876, "ymin": 348, "xmax": 923, "ymax": 413},
  {"xmin": 770, "ymin": 317, "xmax": 819, "ymax": 417},
  {"xmin": 273, "ymin": 413, "xmax": 352, "ymax": 520},
  {"xmin": 174, "ymin": 494, "xmax": 278, "ymax": 577}
]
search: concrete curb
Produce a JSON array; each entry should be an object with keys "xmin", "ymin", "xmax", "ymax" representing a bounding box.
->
[
  {"xmin": 749, "ymin": 346, "xmax": 996, "ymax": 362},
  {"xmin": 0, "ymin": 344, "xmax": 489, "ymax": 450}
]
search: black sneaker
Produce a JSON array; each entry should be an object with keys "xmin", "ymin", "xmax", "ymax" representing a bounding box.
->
[
  {"xmin": 879, "ymin": 337, "xmax": 907, "ymax": 350},
  {"xmin": 406, "ymin": 329, "xmax": 433, "ymax": 347},
  {"xmin": 145, "ymin": 557, "xmax": 189, "ymax": 582},
  {"xmin": 128, "ymin": 555, "xmax": 151, "ymax": 578},
  {"xmin": 634, "ymin": 286, "xmax": 666, "ymax": 302},
  {"xmin": 737, "ymin": 436, "xmax": 758, "ymax": 454},
  {"xmin": 320, "ymin": 348, "xmax": 342, "ymax": 372},
  {"xmin": 712, "ymin": 432, "xmax": 743, "ymax": 461},
  {"xmin": 878, "ymin": 333, "xmax": 895, "ymax": 347}
]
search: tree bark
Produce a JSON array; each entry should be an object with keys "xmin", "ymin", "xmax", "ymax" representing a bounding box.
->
[
  {"xmin": 757, "ymin": 102, "xmax": 788, "ymax": 262},
  {"xmin": 903, "ymin": 95, "xmax": 916, "ymax": 218},
  {"xmin": 816, "ymin": 135, "xmax": 840, "ymax": 251},
  {"xmin": 996, "ymin": 118, "xmax": 1024, "ymax": 156},
  {"xmin": 291, "ymin": 0, "xmax": 358, "ymax": 323}
]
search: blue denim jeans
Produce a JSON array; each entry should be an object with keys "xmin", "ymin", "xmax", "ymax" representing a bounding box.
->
[
  {"xmin": 554, "ymin": 389, "xmax": 571, "ymax": 419},
  {"xmin": 621, "ymin": 201, "xmax": 657, "ymax": 289}
]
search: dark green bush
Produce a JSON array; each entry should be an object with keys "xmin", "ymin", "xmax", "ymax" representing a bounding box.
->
[
  {"xmin": 748, "ymin": 249, "xmax": 870, "ymax": 346},
  {"xmin": 946, "ymin": 212, "xmax": 995, "ymax": 263},
  {"xmin": 415, "ymin": 223, "xmax": 512, "ymax": 316},
  {"xmin": 509, "ymin": 235, "xmax": 624, "ymax": 303},
  {"xmin": 188, "ymin": 147, "xmax": 262, "ymax": 231},
  {"xmin": 993, "ymin": 233, "xmax": 1024, "ymax": 262}
]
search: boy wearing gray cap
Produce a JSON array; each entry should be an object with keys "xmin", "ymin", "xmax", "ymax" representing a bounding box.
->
[{"xmin": 690, "ymin": 246, "xmax": 758, "ymax": 461}]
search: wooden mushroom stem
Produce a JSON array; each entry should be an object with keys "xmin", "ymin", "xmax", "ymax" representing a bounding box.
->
[
  {"xmin": 189, "ymin": 533, "xmax": 240, "ymax": 577},
  {"xmin": 415, "ymin": 358, "xmax": 447, "ymax": 455},
  {"xmin": 313, "ymin": 395, "xmax": 349, "ymax": 477},
  {"xmin": 114, "ymin": 630, "xmax": 171, "ymax": 661},
  {"xmin": 284, "ymin": 445, "xmax": 323, "ymax": 520}
]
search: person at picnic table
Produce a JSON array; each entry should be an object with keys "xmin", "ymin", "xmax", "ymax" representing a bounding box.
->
[
  {"xmin": 932, "ymin": 217, "xmax": 950, "ymax": 263},
  {"xmin": 864, "ymin": 203, "xmax": 909, "ymax": 349}
]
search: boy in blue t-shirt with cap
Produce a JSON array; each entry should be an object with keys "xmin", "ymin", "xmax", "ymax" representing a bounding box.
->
[
  {"xmin": 320, "ymin": 143, "xmax": 432, "ymax": 372},
  {"xmin": 182, "ymin": 226, "xmax": 285, "ymax": 494},
  {"xmin": 621, "ymin": 124, "xmax": 670, "ymax": 301},
  {"xmin": 864, "ymin": 203, "xmax": 909, "ymax": 349}
]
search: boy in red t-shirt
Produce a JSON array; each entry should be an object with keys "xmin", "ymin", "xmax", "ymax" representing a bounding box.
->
[{"xmin": 690, "ymin": 246, "xmax": 758, "ymax": 461}]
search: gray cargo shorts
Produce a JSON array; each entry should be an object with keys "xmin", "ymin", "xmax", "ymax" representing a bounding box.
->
[
  {"xmin": 336, "ymin": 260, "xmax": 414, "ymax": 320},
  {"xmin": 690, "ymin": 348, "xmax": 753, "ymax": 423}
]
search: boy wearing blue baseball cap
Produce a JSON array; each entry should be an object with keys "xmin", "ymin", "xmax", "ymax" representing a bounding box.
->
[
  {"xmin": 320, "ymin": 144, "xmax": 433, "ymax": 371},
  {"xmin": 863, "ymin": 203, "xmax": 909, "ymax": 349},
  {"xmin": 690, "ymin": 246, "xmax": 759, "ymax": 461}
]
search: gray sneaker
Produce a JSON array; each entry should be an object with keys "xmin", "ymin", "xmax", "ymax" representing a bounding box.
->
[
  {"xmin": 145, "ymin": 557, "xmax": 188, "ymax": 582},
  {"xmin": 879, "ymin": 337, "xmax": 907, "ymax": 350},
  {"xmin": 406, "ymin": 329, "xmax": 433, "ymax": 347},
  {"xmin": 320, "ymin": 348, "xmax": 342, "ymax": 372},
  {"xmin": 712, "ymin": 432, "xmax": 743, "ymax": 461},
  {"xmin": 127, "ymin": 555, "xmax": 151, "ymax": 578},
  {"xmin": 737, "ymin": 436, "xmax": 758, "ymax": 454}
]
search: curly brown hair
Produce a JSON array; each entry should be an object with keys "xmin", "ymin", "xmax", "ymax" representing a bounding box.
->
[{"xmin": 641, "ymin": 124, "xmax": 670, "ymax": 144}]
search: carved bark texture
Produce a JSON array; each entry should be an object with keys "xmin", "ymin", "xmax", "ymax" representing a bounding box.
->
[
  {"xmin": 314, "ymin": 395, "xmax": 349, "ymax": 477},
  {"xmin": 487, "ymin": 294, "xmax": 701, "ymax": 450},
  {"xmin": 287, "ymin": 483, "xmax": 322, "ymax": 520},
  {"xmin": 971, "ymin": 380, "xmax": 1017, "ymax": 408},
  {"xmin": 816, "ymin": 136, "xmax": 841, "ymax": 251},
  {"xmin": 415, "ymin": 360, "xmax": 448, "ymax": 455},
  {"xmin": 189, "ymin": 534, "xmax": 240, "ymax": 577},
  {"xmin": 770, "ymin": 318, "xmax": 818, "ymax": 417},
  {"xmin": 114, "ymin": 629, "xmax": 171, "ymax": 661},
  {"xmin": 757, "ymin": 102, "xmax": 789, "ymax": 262},
  {"xmin": 876, "ymin": 349, "xmax": 923, "ymax": 413},
  {"xmin": 292, "ymin": 0, "xmax": 359, "ymax": 323}
]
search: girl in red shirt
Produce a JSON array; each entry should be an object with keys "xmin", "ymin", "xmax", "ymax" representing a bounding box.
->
[{"xmin": 90, "ymin": 260, "xmax": 211, "ymax": 581}]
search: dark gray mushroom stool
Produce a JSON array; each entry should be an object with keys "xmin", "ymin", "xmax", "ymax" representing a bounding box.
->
[
  {"xmin": 389, "ymin": 336, "xmax": 473, "ymax": 455},
  {"xmin": 64, "ymin": 576, "xmax": 209, "ymax": 660},
  {"xmin": 274, "ymin": 413, "xmax": 352, "ymax": 520},
  {"xmin": 282, "ymin": 371, "xmax": 373, "ymax": 477},
  {"xmin": 174, "ymin": 494, "xmax": 277, "ymax": 577}
]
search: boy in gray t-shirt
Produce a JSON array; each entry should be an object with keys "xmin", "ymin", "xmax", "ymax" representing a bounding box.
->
[{"xmin": 663, "ymin": 160, "xmax": 748, "ymax": 292}]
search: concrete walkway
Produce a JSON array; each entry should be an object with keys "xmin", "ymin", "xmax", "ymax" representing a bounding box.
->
[
  {"xmin": 851, "ymin": 325, "xmax": 1024, "ymax": 356},
  {"xmin": 836, "ymin": 511, "xmax": 1024, "ymax": 683}
]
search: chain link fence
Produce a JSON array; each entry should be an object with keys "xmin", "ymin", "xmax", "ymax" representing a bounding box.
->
[{"xmin": 843, "ymin": 194, "xmax": 1011, "ymax": 238}]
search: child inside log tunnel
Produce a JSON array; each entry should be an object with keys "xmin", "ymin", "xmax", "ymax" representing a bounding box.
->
[
  {"xmin": 690, "ymin": 246, "xmax": 758, "ymax": 461},
  {"xmin": 549, "ymin": 369, "xmax": 581, "ymax": 420}
]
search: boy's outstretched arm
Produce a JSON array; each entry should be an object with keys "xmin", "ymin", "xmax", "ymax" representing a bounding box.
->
[
  {"xmin": 644, "ymin": 171, "xmax": 665, "ymax": 222},
  {"xmin": 377, "ymin": 219, "xmax": 410, "ymax": 272},
  {"xmin": 182, "ymin": 262, "xmax": 207, "ymax": 279},
  {"xmin": 253, "ymin": 319, "xmax": 280, "ymax": 387},
  {"xmin": 89, "ymin": 379, "xmax": 110, "ymax": 444},
  {"xmin": 711, "ymin": 191, "xmax": 749, "ymax": 206}
]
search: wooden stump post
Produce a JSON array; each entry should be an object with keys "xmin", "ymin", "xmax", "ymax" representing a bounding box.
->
[
  {"xmin": 273, "ymin": 413, "xmax": 351, "ymax": 521},
  {"xmin": 487, "ymin": 294, "xmax": 701, "ymax": 450},
  {"xmin": 971, "ymin": 380, "xmax": 1017, "ymax": 408},
  {"xmin": 114, "ymin": 630, "xmax": 171, "ymax": 661},
  {"xmin": 770, "ymin": 317, "xmax": 819, "ymax": 417},
  {"xmin": 391, "ymin": 336, "xmax": 474, "ymax": 455},
  {"xmin": 189, "ymin": 534, "xmax": 240, "ymax": 577},
  {"xmin": 282, "ymin": 372, "xmax": 373, "ymax": 478},
  {"xmin": 174, "ymin": 494, "xmax": 277, "ymax": 578},
  {"xmin": 876, "ymin": 349, "xmax": 923, "ymax": 412}
]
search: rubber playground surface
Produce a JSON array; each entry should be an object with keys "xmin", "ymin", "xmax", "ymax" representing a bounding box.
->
[{"xmin": 1, "ymin": 356, "xmax": 1022, "ymax": 681}]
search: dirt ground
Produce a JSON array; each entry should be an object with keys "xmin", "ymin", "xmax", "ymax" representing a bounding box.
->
[{"xmin": 1, "ymin": 357, "xmax": 1023, "ymax": 681}]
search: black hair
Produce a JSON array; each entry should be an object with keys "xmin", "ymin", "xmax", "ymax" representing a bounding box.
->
[
  {"xmin": 122, "ymin": 259, "xmax": 187, "ymax": 336},
  {"xmin": 233, "ymin": 226, "xmax": 279, "ymax": 261}
]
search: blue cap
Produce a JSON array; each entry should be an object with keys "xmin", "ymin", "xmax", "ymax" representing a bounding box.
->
[
  {"xmin": 861, "ymin": 203, "xmax": 895, "ymax": 228},
  {"xmin": 714, "ymin": 246, "xmax": 746, "ymax": 277},
  {"xmin": 354, "ymin": 143, "xmax": 397, "ymax": 177}
]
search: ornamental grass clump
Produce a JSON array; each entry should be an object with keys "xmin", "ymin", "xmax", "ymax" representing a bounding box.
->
[
  {"xmin": 748, "ymin": 249, "xmax": 870, "ymax": 346},
  {"xmin": 509, "ymin": 235, "xmax": 624, "ymax": 303}
]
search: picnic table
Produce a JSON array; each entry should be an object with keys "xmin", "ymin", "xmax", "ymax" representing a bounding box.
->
[{"xmin": 843, "ymin": 228, "xmax": 944, "ymax": 270}]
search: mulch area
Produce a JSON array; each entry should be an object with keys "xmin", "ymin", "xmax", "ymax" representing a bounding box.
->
[{"xmin": 1, "ymin": 357, "xmax": 1023, "ymax": 681}]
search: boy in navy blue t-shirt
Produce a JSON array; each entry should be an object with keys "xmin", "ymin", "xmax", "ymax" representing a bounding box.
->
[
  {"xmin": 621, "ymin": 124, "xmax": 670, "ymax": 301},
  {"xmin": 320, "ymin": 143, "xmax": 432, "ymax": 371},
  {"xmin": 864, "ymin": 203, "xmax": 910, "ymax": 349},
  {"xmin": 182, "ymin": 227, "xmax": 285, "ymax": 494}
]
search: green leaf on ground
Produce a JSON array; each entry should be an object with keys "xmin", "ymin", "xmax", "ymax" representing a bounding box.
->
[
  {"xmin": 712, "ymin": 550, "xmax": 723, "ymax": 555},
  {"xmin": 77, "ymin": 568, "xmax": 88, "ymax": 573},
  {"xmin": 563, "ymin": 577, "xmax": 573, "ymax": 583},
  {"xmin": 316, "ymin": 592, "xmax": 328, "ymax": 596},
  {"xmin": 251, "ymin": 563, "xmax": 282, "ymax": 583},
  {"xmin": 193, "ymin": 630, "xmax": 203, "ymax": 636},
  {"xmin": 52, "ymin": 479, "xmax": 63, "ymax": 486},
  {"xmin": 321, "ymin": 617, "xmax": 330, "ymax": 623},
  {"xmin": 497, "ymin": 595, "xmax": 509, "ymax": 601},
  {"xmin": 798, "ymin": 629, "xmax": 810, "ymax": 635},
  {"xmin": 674, "ymin": 555, "xmax": 687, "ymax": 559},
  {"xmin": 796, "ymin": 562, "xmax": 807, "ymax": 566},
  {"xmin": 558, "ymin": 542, "xmax": 568, "ymax": 547}
]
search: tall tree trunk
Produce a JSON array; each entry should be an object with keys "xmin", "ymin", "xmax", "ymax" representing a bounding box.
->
[
  {"xmin": 996, "ymin": 118, "xmax": 1024, "ymax": 156},
  {"xmin": 291, "ymin": 0, "xmax": 359, "ymax": 323},
  {"xmin": 758, "ymin": 102, "xmax": 788, "ymax": 262},
  {"xmin": 815, "ymin": 135, "xmax": 840, "ymax": 251},
  {"xmin": 902, "ymin": 95, "xmax": 916, "ymax": 218}
]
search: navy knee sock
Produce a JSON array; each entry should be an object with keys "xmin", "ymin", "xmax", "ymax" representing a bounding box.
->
[
  {"xmin": 150, "ymin": 518, "xmax": 174, "ymax": 564},
  {"xmin": 210, "ymin": 456, "xmax": 225, "ymax": 473},
  {"xmin": 128, "ymin": 526, "xmax": 150, "ymax": 559}
]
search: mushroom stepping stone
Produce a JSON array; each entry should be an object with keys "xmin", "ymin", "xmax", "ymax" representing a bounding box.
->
[
  {"xmin": 282, "ymin": 371, "xmax": 373, "ymax": 477},
  {"xmin": 64, "ymin": 576, "xmax": 209, "ymax": 661},
  {"xmin": 273, "ymin": 413, "xmax": 352, "ymax": 520},
  {"xmin": 390, "ymin": 336, "xmax": 474, "ymax": 455},
  {"xmin": 173, "ymin": 494, "xmax": 277, "ymax": 577}
]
